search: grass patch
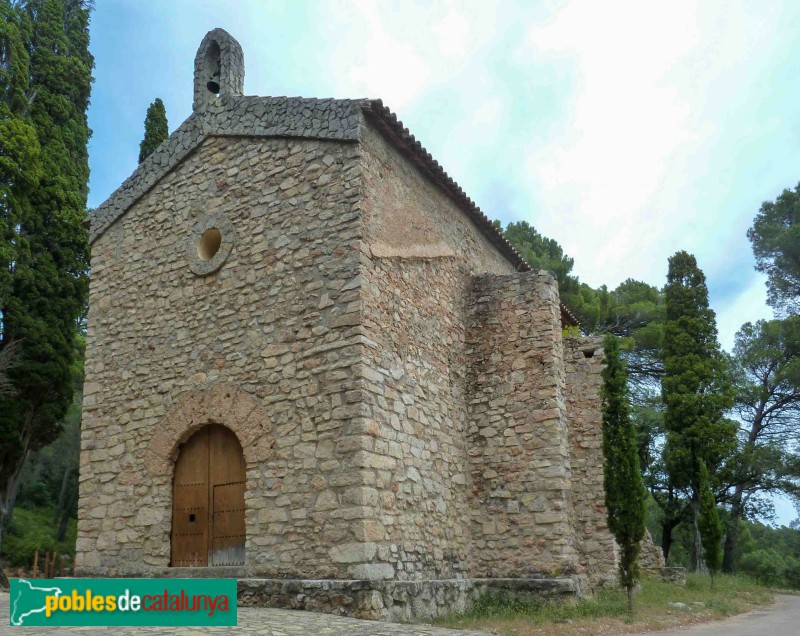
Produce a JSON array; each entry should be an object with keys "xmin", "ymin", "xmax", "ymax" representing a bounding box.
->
[
  {"xmin": 436, "ymin": 574, "xmax": 773, "ymax": 636},
  {"xmin": 1, "ymin": 507, "xmax": 77, "ymax": 569}
]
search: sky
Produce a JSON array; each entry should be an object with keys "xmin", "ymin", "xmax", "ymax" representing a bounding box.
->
[{"xmin": 86, "ymin": 1, "xmax": 799, "ymax": 524}]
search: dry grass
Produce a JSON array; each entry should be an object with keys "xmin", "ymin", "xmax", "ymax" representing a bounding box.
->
[{"xmin": 434, "ymin": 574, "xmax": 774, "ymax": 636}]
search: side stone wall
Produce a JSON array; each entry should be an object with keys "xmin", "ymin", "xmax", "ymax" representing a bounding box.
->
[
  {"xmin": 640, "ymin": 529, "xmax": 667, "ymax": 574},
  {"xmin": 563, "ymin": 337, "xmax": 667, "ymax": 586},
  {"xmin": 238, "ymin": 575, "xmax": 579, "ymax": 622},
  {"xmin": 78, "ymin": 134, "xmax": 376, "ymax": 578},
  {"xmin": 564, "ymin": 336, "xmax": 617, "ymax": 586},
  {"xmin": 354, "ymin": 122, "xmax": 514, "ymax": 581},
  {"xmin": 466, "ymin": 272, "xmax": 579, "ymax": 579}
]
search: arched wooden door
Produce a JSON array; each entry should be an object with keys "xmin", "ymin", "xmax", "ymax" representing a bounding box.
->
[{"xmin": 170, "ymin": 425, "xmax": 246, "ymax": 567}]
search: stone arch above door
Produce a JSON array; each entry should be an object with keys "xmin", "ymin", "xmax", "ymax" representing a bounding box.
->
[{"xmin": 146, "ymin": 383, "xmax": 273, "ymax": 478}]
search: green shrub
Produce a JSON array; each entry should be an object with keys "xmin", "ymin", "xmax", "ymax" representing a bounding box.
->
[
  {"xmin": 1, "ymin": 507, "xmax": 76, "ymax": 569},
  {"xmin": 738, "ymin": 549, "xmax": 785, "ymax": 586},
  {"xmin": 783, "ymin": 557, "xmax": 800, "ymax": 589}
]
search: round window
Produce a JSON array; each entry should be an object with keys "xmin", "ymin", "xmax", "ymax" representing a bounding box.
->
[
  {"xmin": 187, "ymin": 214, "xmax": 234, "ymax": 276},
  {"xmin": 197, "ymin": 228, "xmax": 222, "ymax": 261}
]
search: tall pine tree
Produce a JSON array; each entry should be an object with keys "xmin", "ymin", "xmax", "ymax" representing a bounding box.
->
[
  {"xmin": 138, "ymin": 97, "xmax": 168, "ymax": 163},
  {"xmin": 662, "ymin": 251, "xmax": 735, "ymax": 571},
  {"xmin": 0, "ymin": 0, "xmax": 93, "ymax": 556},
  {"xmin": 723, "ymin": 317, "xmax": 800, "ymax": 572},
  {"xmin": 601, "ymin": 334, "xmax": 646, "ymax": 613}
]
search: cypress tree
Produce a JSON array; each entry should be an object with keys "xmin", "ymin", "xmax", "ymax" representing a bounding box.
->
[
  {"xmin": 601, "ymin": 334, "xmax": 646, "ymax": 614},
  {"xmin": 662, "ymin": 251, "xmax": 735, "ymax": 570},
  {"xmin": 138, "ymin": 97, "xmax": 168, "ymax": 163},
  {"xmin": 0, "ymin": 0, "xmax": 93, "ymax": 555},
  {"xmin": 0, "ymin": 0, "xmax": 41, "ymax": 558},
  {"xmin": 697, "ymin": 460, "xmax": 723, "ymax": 587},
  {"xmin": 0, "ymin": 2, "xmax": 40, "ymax": 313}
]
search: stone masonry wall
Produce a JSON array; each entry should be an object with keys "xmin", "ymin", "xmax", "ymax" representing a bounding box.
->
[
  {"xmin": 354, "ymin": 121, "xmax": 515, "ymax": 581},
  {"xmin": 90, "ymin": 97, "xmax": 363, "ymax": 242},
  {"xmin": 466, "ymin": 272, "xmax": 579, "ymax": 579},
  {"xmin": 564, "ymin": 336, "xmax": 617, "ymax": 586},
  {"xmin": 78, "ymin": 134, "xmax": 377, "ymax": 578}
]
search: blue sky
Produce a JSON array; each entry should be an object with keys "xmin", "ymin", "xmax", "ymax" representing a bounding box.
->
[{"xmin": 87, "ymin": 1, "xmax": 799, "ymax": 524}]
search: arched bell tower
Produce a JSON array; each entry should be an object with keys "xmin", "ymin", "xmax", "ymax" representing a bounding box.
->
[{"xmin": 193, "ymin": 28, "xmax": 244, "ymax": 111}]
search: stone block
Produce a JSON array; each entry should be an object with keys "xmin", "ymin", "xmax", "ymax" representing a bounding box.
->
[{"xmin": 329, "ymin": 542, "xmax": 377, "ymax": 564}]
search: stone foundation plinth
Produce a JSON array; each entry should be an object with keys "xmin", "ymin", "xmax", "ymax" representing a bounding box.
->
[{"xmin": 237, "ymin": 576, "xmax": 582, "ymax": 622}]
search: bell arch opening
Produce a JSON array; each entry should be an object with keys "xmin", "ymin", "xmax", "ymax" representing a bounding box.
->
[
  {"xmin": 170, "ymin": 424, "xmax": 246, "ymax": 567},
  {"xmin": 192, "ymin": 29, "xmax": 244, "ymax": 112},
  {"xmin": 204, "ymin": 41, "xmax": 221, "ymax": 94}
]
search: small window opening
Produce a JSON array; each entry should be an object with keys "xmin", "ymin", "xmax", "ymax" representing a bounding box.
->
[
  {"xmin": 197, "ymin": 228, "xmax": 222, "ymax": 261},
  {"xmin": 582, "ymin": 348, "xmax": 596, "ymax": 359},
  {"xmin": 189, "ymin": 513, "xmax": 196, "ymax": 523}
]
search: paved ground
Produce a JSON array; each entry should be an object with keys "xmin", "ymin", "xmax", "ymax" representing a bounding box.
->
[
  {"xmin": 0, "ymin": 591, "xmax": 489, "ymax": 635},
  {"xmin": 633, "ymin": 594, "xmax": 800, "ymax": 636},
  {"xmin": 5, "ymin": 591, "xmax": 798, "ymax": 635}
]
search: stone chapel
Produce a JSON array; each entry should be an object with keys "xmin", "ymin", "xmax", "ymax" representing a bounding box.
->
[{"xmin": 76, "ymin": 29, "xmax": 622, "ymax": 621}]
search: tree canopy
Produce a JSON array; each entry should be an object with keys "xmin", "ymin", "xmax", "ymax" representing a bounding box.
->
[
  {"xmin": 748, "ymin": 184, "xmax": 800, "ymax": 315},
  {"xmin": 722, "ymin": 317, "xmax": 800, "ymax": 570},
  {"xmin": 497, "ymin": 221, "xmax": 665, "ymax": 374}
]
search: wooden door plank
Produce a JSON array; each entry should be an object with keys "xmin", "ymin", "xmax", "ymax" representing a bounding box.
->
[
  {"xmin": 171, "ymin": 427, "xmax": 210, "ymax": 567},
  {"xmin": 209, "ymin": 426, "xmax": 246, "ymax": 566},
  {"xmin": 209, "ymin": 425, "xmax": 246, "ymax": 486},
  {"xmin": 173, "ymin": 427, "xmax": 209, "ymax": 485},
  {"xmin": 211, "ymin": 482, "xmax": 246, "ymax": 566}
]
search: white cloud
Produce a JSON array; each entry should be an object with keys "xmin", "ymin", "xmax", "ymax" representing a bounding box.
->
[
  {"xmin": 712, "ymin": 273, "xmax": 768, "ymax": 352},
  {"xmin": 343, "ymin": 0, "xmax": 432, "ymax": 108},
  {"xmin": 469, "ymin": 97, "xmax": 503, "ymax": 130},
  {"xmin": 308, "ymin": 0, "xmax": 506, "ymax": 113},
  {"xmin": 523, "ymin": 3, "xmax": 708, "ymax": 284},
  {"xmin": 518, "ymin": 2, "xmax": 789, "ymax": 292},
  {"xmin": 433, "ymin": 5, "xmax": 471, "ymax": 58}
]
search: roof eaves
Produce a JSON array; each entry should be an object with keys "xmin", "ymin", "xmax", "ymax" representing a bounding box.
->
[
  {"xmin": 560, "ymin": 303, "xmax": 580, "ymax": 327},
  {"xmin": 360, "ymin": 99, "xmax": 531, "ymax": 273},
  {"xmin": 359, "ymin": 98, "xmax": 580, "ymax": 327}
]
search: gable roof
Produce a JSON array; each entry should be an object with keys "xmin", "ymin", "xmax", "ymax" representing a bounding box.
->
[
  {"xmin": 360, "ymin": 100, "xmax": 579, "ymax": 328},
  {"xmin": 88, "ymin": 94, "xmax": 579, "ymax": 327},
  {"xmin": 88, "ymin": 96, "xmax": 364, "ymax": 242},
  {"xmin": 361, "ymin": 100, "xmax": 530, "ymax": 272}
]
